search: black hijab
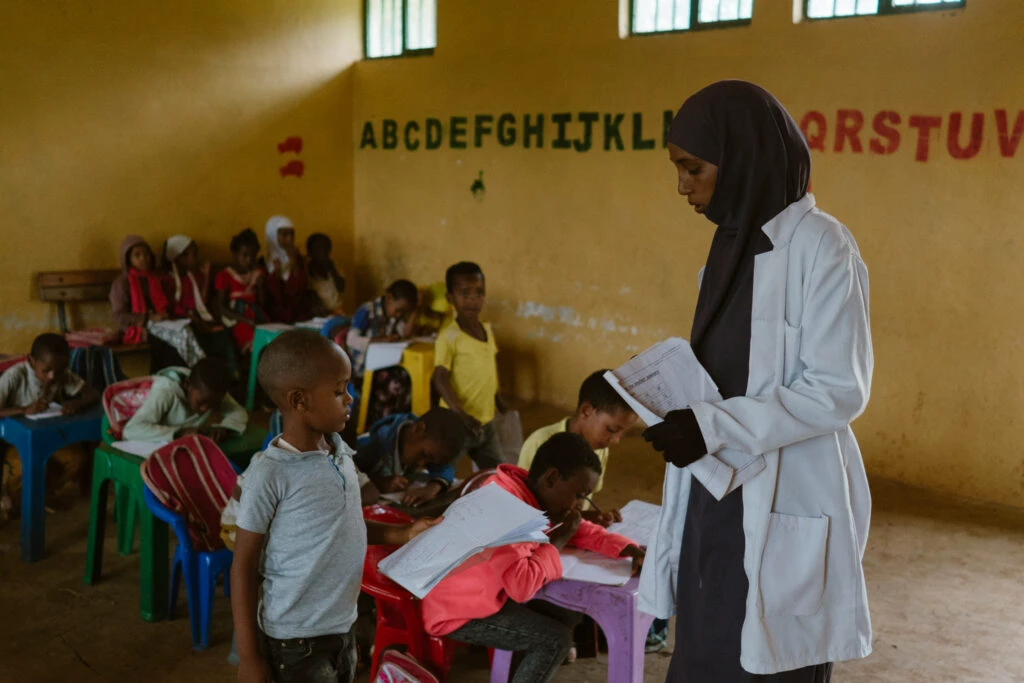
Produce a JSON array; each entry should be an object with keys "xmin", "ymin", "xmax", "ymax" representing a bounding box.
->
[
  {"xmin": 669, "ymin": 81, "xmax": 810, "ymax": 398},
  {"xmin": 669, "ymin": 80, "xmax": 811, "ymax": 350}
]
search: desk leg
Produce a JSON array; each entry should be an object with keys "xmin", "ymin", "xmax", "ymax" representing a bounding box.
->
[
  {"xmin": 20, "ymin": 443, "xmax": 49, "ymax": 562},
  {"xmin": 138, "ymin": 504, "xmax": 169, "ymax": 622},
  {"xmin": 596, "ymin": 601, "xmax": 654, "ymax": 683}
]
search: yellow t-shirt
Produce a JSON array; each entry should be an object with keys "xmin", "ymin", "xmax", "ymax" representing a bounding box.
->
[
  {"xmin": 517, "ymin": 418, "xmax": 610, "ymax": 499},
  {"xmin": 435, "ymin": 320, "xmax": 498, "ymax": 425}
]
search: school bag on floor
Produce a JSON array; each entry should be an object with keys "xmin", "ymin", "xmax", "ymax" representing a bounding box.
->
[{"xmin": 373, "ymin": 649, "xmax": 440, "ymax": 683}]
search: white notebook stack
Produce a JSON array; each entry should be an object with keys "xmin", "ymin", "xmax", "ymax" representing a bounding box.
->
[{"xmin": 379, "ymin": 483, "xmax": 550, "ymax": 599}]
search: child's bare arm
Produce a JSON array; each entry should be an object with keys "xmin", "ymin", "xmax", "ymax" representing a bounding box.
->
[
  {"xmin": 62, "ymin": 384, "xmax": 100, "ymax": 415},
  {"xmin": 231, "ymin": 528, "xmax": 272, "ymax": 683},
  {"xmin": 432, "ymin": 367, "xmax": 481, "ymax": 430},
  {"xmin": 365, "ymin": 517, "xmax": 442, "ymax": 545}
]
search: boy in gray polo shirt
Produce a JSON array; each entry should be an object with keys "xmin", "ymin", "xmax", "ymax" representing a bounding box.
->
[{"xmin": 231, "ymin": 330, "xmax": 438, "ymax": 683}]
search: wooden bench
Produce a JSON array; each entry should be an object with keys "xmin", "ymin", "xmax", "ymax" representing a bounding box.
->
[{"xmin": 36, "ymin": 270, "xmax": 148, "ymax": 353}]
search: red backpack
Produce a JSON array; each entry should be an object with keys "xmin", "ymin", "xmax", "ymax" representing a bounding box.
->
[
  {"xmin": 102, "ymin": 376, "xmax": 154, "ymax": 440},
  {"xmin": 373, "ymin": 649, "xmax": 440, "ymax": 683},
  {"xmin": 140, "ymin": 435, "xmax": 237, "ymax": 552}
]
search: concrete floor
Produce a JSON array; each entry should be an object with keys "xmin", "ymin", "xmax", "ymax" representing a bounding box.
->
[{"xmin": 2, "ymin": 404, "xmax": 1023, "ymax": 682}]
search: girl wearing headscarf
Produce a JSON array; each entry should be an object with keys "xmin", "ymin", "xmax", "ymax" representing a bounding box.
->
[
  {"xmin": 263, "ymin": 215, "xmax": 308, "ymax": 323},
  {"xmin": 163, "ymin": 235, "xmax": 241, "ymax": 380},
  {"xmin": 638, "ymin": 81, "xmax": 873, "ymax": 681}
]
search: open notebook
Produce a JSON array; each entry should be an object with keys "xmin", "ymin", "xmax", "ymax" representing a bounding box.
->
[{"xmin": 379, "ymin": 483, "xmax": 550, "ymax": 599}]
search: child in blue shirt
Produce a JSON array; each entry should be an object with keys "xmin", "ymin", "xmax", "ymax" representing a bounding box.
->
[{"xmin": 355, "ymin": 408, "xmax": 468, "ymax": 507}]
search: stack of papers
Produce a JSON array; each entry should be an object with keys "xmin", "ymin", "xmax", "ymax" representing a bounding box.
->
[
  {"xmin": 606, "ymin": 337, "xmax": 766, "ymax": 500},
  {"xmin": 365, "ymin": 342, "xmax": 410, "ymax": 372},
  {"xmin": 559, "ymin": 548, "xmax": 633, "ymax": 586},
  {"xmin": 379, "ymin": 483, "xmax": 550, "ymax": 598},
  {"xmin": 25, "ymin": 403, "xmax": 63, "ymax": 420},
  {"xmin": 607, "ymin": 499, "xmax": 662, "ymax": 547}
]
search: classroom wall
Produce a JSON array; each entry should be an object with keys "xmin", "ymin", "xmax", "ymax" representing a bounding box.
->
[
  {"xmin": 0, "ymin": 0, "xmax": 362, "ymax": 347},
  {"xmin": 351, "ymin": 1, "xmax": 1024, "ymax": 507}
]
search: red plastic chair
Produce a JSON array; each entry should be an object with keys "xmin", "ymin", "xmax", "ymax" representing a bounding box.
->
[{"xmin": 361, "ymin": 505, "xmax": 461, "ymax": 682}]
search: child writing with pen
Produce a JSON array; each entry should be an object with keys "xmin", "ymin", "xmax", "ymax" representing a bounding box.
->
[{"xmin": 421, "ymin": 432, "xmax": 644, "ymax": 683}]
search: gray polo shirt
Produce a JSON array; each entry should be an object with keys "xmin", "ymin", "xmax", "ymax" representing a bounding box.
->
[{"xmin": 236, "ymin": 433, "xmax": 367, "ymax": 639}]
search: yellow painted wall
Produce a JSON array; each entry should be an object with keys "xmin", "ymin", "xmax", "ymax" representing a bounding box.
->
[
  {"xmin": 352, "ymin": 1, "xmax": 1024, "ymax": 506},
  {"xmin": 0, "ymin": 0, "xmax": 362, "ymax": 347}
]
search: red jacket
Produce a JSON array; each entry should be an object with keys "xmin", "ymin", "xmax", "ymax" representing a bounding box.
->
[{"xmin": 421, "ymin": 464, "xmax": 633, "ymax": 636}]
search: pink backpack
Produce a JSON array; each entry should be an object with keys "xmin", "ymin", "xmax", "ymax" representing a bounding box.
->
[
  {"xmin": 102, "ymin": 376, "xmax": 154, "ymax": 440},
  {"xmin": 373, "ymin": 649, "xmax": 440, "ymax": 683},
  {"xmin": 140, "ymin": 435, "xmax": 237, "ymax": 552}
]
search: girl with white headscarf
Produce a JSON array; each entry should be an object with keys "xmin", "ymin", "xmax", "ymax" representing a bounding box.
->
[{"xmin": 263, "ymin": 216, "xmax": 309, "ymax": 322}]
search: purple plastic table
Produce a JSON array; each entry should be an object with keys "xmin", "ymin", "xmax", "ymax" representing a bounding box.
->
[
  {"xmin": 489, "ymin": 575, "xmax": 654, "ymax": 683},
  {"xmin": 0, "ymin": 405, "xmax": 102, "ymax": 562}
]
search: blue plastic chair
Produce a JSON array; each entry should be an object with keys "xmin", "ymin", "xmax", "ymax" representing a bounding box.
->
[{"xmin": 142, "ymin": 485, "xmax": 233, "ymax": 649}]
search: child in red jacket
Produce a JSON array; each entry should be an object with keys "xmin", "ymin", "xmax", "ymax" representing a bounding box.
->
[{"xmin": 421, "ymin": 432, "xmax": 645, "ymax": 683}]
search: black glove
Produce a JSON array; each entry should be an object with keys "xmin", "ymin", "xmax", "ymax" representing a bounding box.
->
[{"xmin": 642, "ymin": 409, "xmax": 708, "ymax": 469}]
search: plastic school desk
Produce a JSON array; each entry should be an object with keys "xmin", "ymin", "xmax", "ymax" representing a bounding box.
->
[
  {"xmin": 355, "ymin": 342, "xmax": 434, "ymax": 433},
  {"xmin": 245, "ymin": 323, "xmax": 292, "ymax": 411},
  {"xmin": 83, "ymin": 424, "xmax": 267, "ymax": 622},
  {"xmin": 490, "ymin": 576, "xmax": 654, "ymax": 683},
  {"xmin": 0, "ymin": 405, "xmax": 103, "ymax": 562}
]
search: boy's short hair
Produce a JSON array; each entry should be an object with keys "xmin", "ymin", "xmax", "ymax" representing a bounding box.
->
[
  {"xmin": 306, "ymin": 233, "xmax": 331, "ymax": 253},
  {"xmin": 386, "ymin": 279, "xmax": 418, "ymax": 304},
  {"xmin": 417, "ymin": 408, "xmax": 470, "ymax": 459},
  {"xmin": 257, "ymin": 329, "xmax": 342, "ymax": 405},
  {"xmin": 30, "ymin": 333, "xmax": 70, "ymax": 361},
  {"xmin": 230, "ymin": 228, "xmax": 260, "ymax": 253},
  {"xmin": 445, "ymin": 262, "xmax": 484, "ymax": 293},
  {"xmin": 189, "ymin": 358, "xmax": 232, "ymax": 396},
  {"xmin": 527, "ymin": 432, "xmax": 602, "ymax": 482},
  {"xmin": 578, "ymin": 370, "xmax": 632, "ymax": 415}
]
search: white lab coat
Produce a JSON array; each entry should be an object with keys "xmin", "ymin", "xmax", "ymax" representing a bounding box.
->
[{"xmin": 639, "ymin": 193, "xmax": 873, "ymax": 675}]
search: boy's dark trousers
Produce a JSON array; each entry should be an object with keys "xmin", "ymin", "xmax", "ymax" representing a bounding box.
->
[{"xmin": 260, "ymin": 631, "xmax": 357, "ymax": 683}]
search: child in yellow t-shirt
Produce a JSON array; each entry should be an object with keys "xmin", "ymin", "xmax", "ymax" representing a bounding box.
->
[
  {"xmin": 432, "ymin": 262, "xmax": 504, "ymax": 469},
  {"xmin": 518, "ymin": 370, "xmax": 638, "ymax": 526}
]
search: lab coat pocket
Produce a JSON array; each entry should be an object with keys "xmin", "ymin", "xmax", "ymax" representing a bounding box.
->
[
  {"xmin": 783, "ymin": 323, "xmax": 803, "ymax": 385},
  {"xmin": 759, "ymin": 512, "xmax": 829, "ymax": 617}
]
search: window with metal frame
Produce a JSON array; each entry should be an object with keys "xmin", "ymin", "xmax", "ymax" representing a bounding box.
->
[
  {"xmin": 805, "ymin": 0, "xmax": 964, "ymax": 20},
  {"xmin": 631, "ymin": 0, "xmax": 753, "ymax": 34},
  {"xmin": 365, "ymin": 0, "xmax": 436, "ymax": 59}
]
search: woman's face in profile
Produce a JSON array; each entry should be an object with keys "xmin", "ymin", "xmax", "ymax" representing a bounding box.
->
[{"xmin": 668, "ymin": 143, "xmax": 718, "ymax": 218}]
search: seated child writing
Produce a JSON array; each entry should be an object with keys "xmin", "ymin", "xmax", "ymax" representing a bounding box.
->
[
  {"xmin": 0, "ymin": 334, "xmax": 99, "ymax": 518},
  {"xmin": 110, "ymin": 234, "xmax": 206, "ymax": 371},
  {"xmin": 345, "ymin": 279, "xmax": 418, "ymax": 380},
  {"xmin": 231, "ymin": 329, "xmax": 437, "ymax": 683},
  {"xmin": 122, "ymin": 358, "xmax": 247, "ymax": 442},
  {"xmin": 354, "ymin": 407, "xmax": 469, "ymax": 507},
  {"xmin": 518, "ymin": 370, "xmax": 638, "ymax": 527},
  {"xmin": 305, "ymin": 232, "xmax": 347, "ymax": 316},
  {"xmin": 421, "ymin": 432, "xmax": 644, "ymax": 683},
  {"xmin": 432, "ymin": 261, "xmax": 505, "ymax": 469}
]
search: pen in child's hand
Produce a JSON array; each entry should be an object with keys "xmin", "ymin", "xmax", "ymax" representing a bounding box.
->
[
  {"xmin": 545, "ymin": 522, "xmax": 563, "ymax": 536},
  {"xmin": 585, "ymin": 497, "xmax": 603, "ymax": 514}
]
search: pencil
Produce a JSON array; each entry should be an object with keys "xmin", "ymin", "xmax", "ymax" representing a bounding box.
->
[{"xmin": 585, "ymin": 497, "xmax": 603, "ymax": 514}]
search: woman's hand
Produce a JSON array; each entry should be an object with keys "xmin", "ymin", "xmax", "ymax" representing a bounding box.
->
[{"xmin": 642, "ymin": 409, "xmax": 707, "ymax": 469}]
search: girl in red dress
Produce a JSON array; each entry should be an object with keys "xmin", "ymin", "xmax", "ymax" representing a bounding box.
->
[{"xmin": 214, "ymin": 229, "xmax": 268, "ymax": 353}]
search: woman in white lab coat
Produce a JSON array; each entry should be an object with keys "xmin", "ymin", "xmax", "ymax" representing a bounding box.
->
[{"xmin": 639, "ymin": 81, "xmax": 873, "ymax": 681}]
